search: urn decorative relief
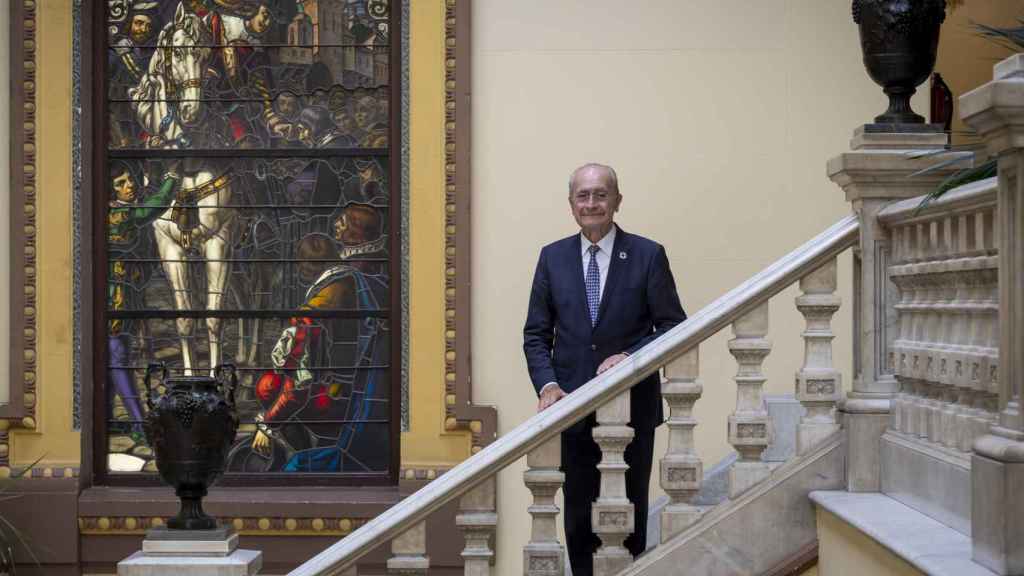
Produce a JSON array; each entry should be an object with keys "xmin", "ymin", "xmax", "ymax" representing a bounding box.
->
[
  {"xmin": 852, "ymin": 0, "xmax": 946, "ymax": 125},
  {"xmin": 143, "ymin": 363, "xmax": 239, "ymax": 530}
]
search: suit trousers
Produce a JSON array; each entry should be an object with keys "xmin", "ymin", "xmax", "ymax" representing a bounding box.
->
[{"xmin": 561, "ymin": 415, "xmax": 656, "ymax": 576}]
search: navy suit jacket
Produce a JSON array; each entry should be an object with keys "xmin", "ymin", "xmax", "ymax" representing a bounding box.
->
[{"xmin": 523, "ymin": 225, "xmax": 687, "ymax": 432}]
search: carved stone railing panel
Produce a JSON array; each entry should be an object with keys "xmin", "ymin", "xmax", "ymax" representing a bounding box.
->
[
  {"xmin": 795, "ymin": 258, "xmax": 843, "ymax": 455},
  {"xmin": 458, "ymin": 478, "xmax": 496, "ymax": 576},
  {"xmin": 592, "ymin": 390, "xmax": 634, "ymax": 576},
  {"xmin": 523, "ymin": 438, "xmax": 563, "ymax": 576},
  {"xmin": 659, "ymin": 346, "xmax": 704, "ymax": 541},
  {"xmin": 880, "ymin": 177, "xmax": 1000, "ymax": 457},
  {"xmin": 727, "ymin": 302, "xmax": 773, "ymax": 498},
  {"xmin": 387, "ymin": 521, "xmax": 429, "ymax": 576}
]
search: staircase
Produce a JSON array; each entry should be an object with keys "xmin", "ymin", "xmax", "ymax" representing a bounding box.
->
[{"xmin": 286, "ymin": 55, "xmax": 1024, "ymax": 576}]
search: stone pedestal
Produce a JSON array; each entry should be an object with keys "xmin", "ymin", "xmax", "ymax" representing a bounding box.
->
[
  {"xmin": 962, "ymin": 53, "xmax": 1024, "ymax": 576},
  {"xmin": 118, "ymin": 527, "xmax": 261, "ymax": 576},
  {"xmin": 828, "ymin": 125, "xmax": 968, "ymax": 491}
]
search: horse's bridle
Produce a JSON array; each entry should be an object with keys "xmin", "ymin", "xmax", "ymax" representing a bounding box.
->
[{"xmin": 159, "ymin": 20, "xmax": 205, "ymax": 105}]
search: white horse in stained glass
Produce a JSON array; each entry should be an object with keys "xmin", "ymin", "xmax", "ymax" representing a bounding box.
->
[{"xmin": 129, "ymin": 2, "xmax": 234, "ymax": 375}]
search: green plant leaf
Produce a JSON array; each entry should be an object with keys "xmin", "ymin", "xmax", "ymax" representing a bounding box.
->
[{"xmin": 914, "ymin": 159, "xmax": 998, "ymax": 214}]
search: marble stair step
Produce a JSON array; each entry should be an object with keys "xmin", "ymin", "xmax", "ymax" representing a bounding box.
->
[{"xmin": 810, "ymin": 490, "xmax": 997, "ymax": 576}]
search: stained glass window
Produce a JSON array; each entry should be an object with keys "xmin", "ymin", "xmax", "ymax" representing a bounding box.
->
[{"xmin": 101, "ymin": 0, "xmax": 398, "ymax": 482}]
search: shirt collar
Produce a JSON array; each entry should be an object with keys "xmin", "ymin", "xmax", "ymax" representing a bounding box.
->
[{"xmin": 581, "ymin": 224, "xmax": 617, "ymax": 257}]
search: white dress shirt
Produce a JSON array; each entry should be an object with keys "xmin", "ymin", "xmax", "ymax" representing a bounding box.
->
[
  {"xmin": 541, "ymin": 226, "xmax": 618, "ymax": 396},
  {"xmin": 581, "ymin": 225, "xmax": 616, "ymax": 301}
]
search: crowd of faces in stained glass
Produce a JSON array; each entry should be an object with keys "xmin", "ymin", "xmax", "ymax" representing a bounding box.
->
[{"xmin": 104, "ymin": 0, "xmax": 394, "ymax": 477}]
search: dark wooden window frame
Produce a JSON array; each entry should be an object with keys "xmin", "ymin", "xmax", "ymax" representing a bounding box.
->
[{"xmin": 88, "ymin": 1, "xmax": 403, "ymax": 487}]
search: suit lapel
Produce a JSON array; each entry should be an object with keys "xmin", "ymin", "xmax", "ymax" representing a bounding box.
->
[{"xmin": 596, "ymin": 225, "xmax": 629, "ymax": 329}]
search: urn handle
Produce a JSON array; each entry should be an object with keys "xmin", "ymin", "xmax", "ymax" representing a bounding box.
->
[
  {"xmin": 144, "ymin": 362, "xmax": 167, "ymax": 412},
  {"xmin": 215, "ymin": 363, "xmax": 238, "ymax": 409}
]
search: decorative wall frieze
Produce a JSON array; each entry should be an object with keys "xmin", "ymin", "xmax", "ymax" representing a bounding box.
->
[
  {"xmin": 398, "ymin": 465, "xmax": 452, "ymax": 481},
  {"xmin": 79, "ymin": 515, "xmax": 368, "ymax": 537},
  {"xmin": 442, "ymin": 0, "xmax": 497, "ymax": 452},
  {"xmin": 1, "ymin": 0, "xmax": 40, "ymax": 478}
]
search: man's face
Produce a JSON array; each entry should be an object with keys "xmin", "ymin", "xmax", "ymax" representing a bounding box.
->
[
  {"xmin": 249, "ymin": 5, "xmax": 272, "ymax": 34},
  {"xmin": 113, "ymin": 171, "xmax": 137, "ymax": 203},
  {"xmin": 355, "ymin": 98, "xmax": 376, "ymax": 129},
  {"xmin": 128, "ymin": 14, "xmax": 153, "ymax": 43},
  {"xmin": 569, "ymin": 167, "xmax": 620, "ymax": 233},
  {"xmin": 276, "ymin": 93, "xmax": 300, "ymax": 119}
]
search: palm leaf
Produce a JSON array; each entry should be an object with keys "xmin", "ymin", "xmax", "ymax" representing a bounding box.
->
[
  {"xmin": 972, "ymin": 19, "xmax": 1024, "ymax": 52},
  {"xmin": 915, "ymin": 159, "xmax": 998, "ymax": 213},
  {"xmin": 905, "ymin": 153, "xmax": 975, "ymax": 178}
]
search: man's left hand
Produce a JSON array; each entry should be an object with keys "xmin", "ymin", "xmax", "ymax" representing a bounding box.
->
[{"xmin": 597, "ymin": 353, "xmax": 629, "ymax": 375}]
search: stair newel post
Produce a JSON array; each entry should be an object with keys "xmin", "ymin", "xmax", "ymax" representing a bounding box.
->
[
  {"xmin": 522, "ymin": 438, "xmax": 563, "ymax": 576},
  {"xmin": 457, "ymin": 477, "xmax": 497, "ymax": 576},
  {"xmin": 387, "ymin": 521, "xmax": 429, "ymax": 576},
  {"xmin": 591, "ymin": 390, "xmax": 635, "ymax": 576},
  {"xmin": 795, "ymin": 257, "xmax": 843, "ymax": 455},
  {"xmin": 961, "ymin": 53, "xmax": 1024, "ymax": 575},
  {"xmin": 727, "ymin": 301, "xmax": 773, "ymax": 498},
  {"xmin": 660, "ymin": 346, "xmax": 704, "ymax": 541}
]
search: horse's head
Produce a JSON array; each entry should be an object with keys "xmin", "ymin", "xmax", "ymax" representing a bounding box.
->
[{"xmin": 166, "ymin": 2, "xmax": 212, "ymax": 125}]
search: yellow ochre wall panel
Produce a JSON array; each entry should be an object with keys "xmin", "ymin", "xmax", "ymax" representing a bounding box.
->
[
  {"xmin": 403, "ymin": 0, "xmax": 473, "ymax": 467},
  {"xmin": 11, "ymin": 0, "xmax": 79, "ymax": 469}
]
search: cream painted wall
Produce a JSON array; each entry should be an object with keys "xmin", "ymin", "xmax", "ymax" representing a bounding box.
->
[
  {"xmin": 937, "ymin": 2, "xmax": 1021, "ymax": 145},
  {"xmin": 817, "ymin": 509, "xmax": 924, "ymax": 576},
  {"xmin": 469, "ymin": 2, "xmax": 925, "ymax": 574}
]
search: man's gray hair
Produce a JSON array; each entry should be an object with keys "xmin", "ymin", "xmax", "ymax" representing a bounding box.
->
[{"xmin": 568, "ymin": 163, "xmax": 619, "ymax": 196}]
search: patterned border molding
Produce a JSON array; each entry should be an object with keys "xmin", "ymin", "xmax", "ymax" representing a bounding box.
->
[
  {"xmin": 11, "ymin": 465, "xmax": 80, "ymax": 479},
  {"xmin": 443, "ymin": 0, "xmax": 497, "ymax": 453},
  {"xmin": 400, "ymin": 0, "xmax": 410, "ymax": 431},
  {"xmin": 1, "ymin": 0, "xmax": 40, "ymax": 477},
  {"xmin": 79, "ymin": 515, "xmax": 369, "ymax": 537},
  {"xmin": 398, "ymin": 465, "xmax": 451, "ymax": 481}
]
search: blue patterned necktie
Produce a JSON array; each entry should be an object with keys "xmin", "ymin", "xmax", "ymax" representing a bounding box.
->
[{"xmin": 586, "ymin": 244, "xmax": 601, "ymax": 327}]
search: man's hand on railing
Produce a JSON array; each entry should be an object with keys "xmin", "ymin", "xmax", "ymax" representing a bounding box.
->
[
  {"xmin": 537, "ymin": 384, "xmax": 567, "ymax": 412},
  {"xmin": 597, "ymin": 353, "xmax": 629, "ymax": 375}
]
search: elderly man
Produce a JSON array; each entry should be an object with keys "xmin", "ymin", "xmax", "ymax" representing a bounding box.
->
[{"xmin": 524, "ymin": 163, "xmax": 686, "ymax": 575}]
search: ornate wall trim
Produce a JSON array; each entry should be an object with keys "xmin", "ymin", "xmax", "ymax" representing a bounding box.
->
[
  {"xmin": 1, "ymin": 0, "xmax": 40, "ymax": 474},
  {"xmin": 443, "ymin": 0, "xmax": 496, "ymax": 451},
  {"xmin": 79, "ymin": 515, "xmax": 369, "ymax": 537}
]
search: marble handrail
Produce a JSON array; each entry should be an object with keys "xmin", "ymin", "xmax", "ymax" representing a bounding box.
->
[
  {"xmin": 877, "ymin": 176, "xmax": 996, "ymax": 225},
  {"xmin": 288, "ymin": 214, "xmax": 859, "ymax": 576}
]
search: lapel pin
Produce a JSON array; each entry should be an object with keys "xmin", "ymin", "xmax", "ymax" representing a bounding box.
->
[{"xmin": 619, "ymin": 251, "xmax": 627, "ymax": 260}]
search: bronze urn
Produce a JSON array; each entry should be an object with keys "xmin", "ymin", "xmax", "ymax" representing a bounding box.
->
[
  {"xmin": 853, "ymin": 0, "xmax": 946, "ymax": 125},
  {"xmin": 143, "ymin": 364, "xmax": 239, "ymax": 530}
]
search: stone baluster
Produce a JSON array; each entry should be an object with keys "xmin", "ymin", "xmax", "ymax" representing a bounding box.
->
[
  {"xmin": 387, "ymin": 521, "xmax": 429, "ymax": 576},
  {"xmin": 523, "ymin": 438, "xmax": 563, "ymax": 576},
  {"xmin": 728, "ymin": 302, "xmax": 772, "ymax": 498},
  {"xmin": 890, "ymin": 226, "xmax": 906, "ymax": 433},
  {"xmin": 795, "ymin": 258, "xmax": 843, "ymax": 455},
  {"xmin": 592, "ymin": 390, "xmax": 634, "ymax": 576},
  {"xmin": 660, "ymin": 346, "xmax": 704, "ymax": 541},
  {"xmin": 458, "ymin": 477, "xmax": 497, "ymax": 576}
]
